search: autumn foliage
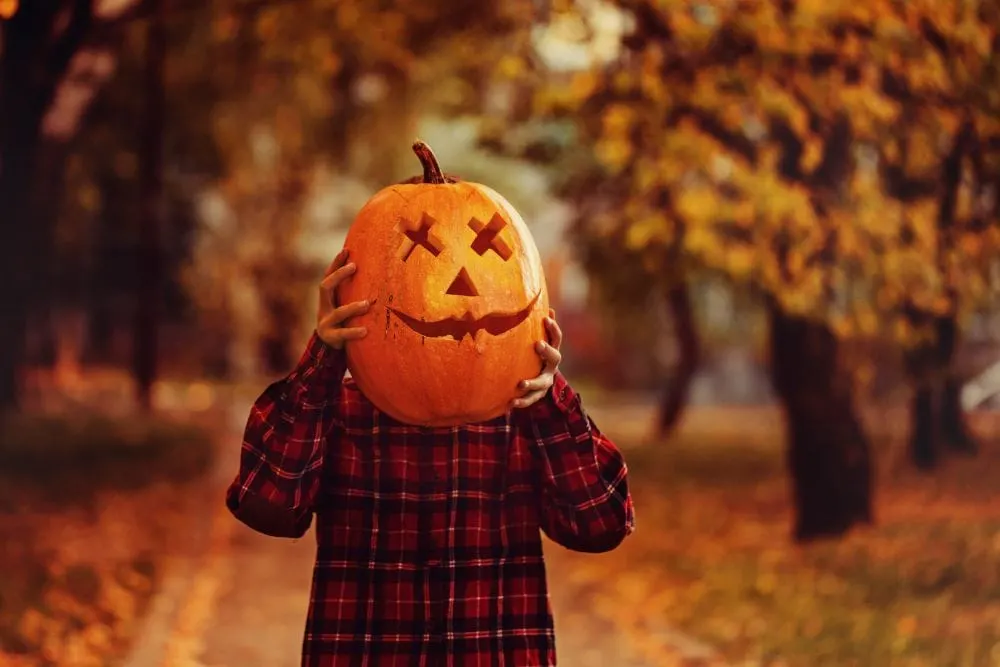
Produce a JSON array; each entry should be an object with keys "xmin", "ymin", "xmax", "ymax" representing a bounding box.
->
[
  {"xmin": 539, "ymin": 0, "xmax": 1000, "ymax": 344},
  {"xmin": 487, "ymin": 0, "xmax": 1000, "ymax": 537}
]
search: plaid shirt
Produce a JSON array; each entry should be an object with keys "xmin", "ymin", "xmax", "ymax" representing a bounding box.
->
[{"xmin": 226, "ymin": 334, "xmax": 635, "ymax": 666}]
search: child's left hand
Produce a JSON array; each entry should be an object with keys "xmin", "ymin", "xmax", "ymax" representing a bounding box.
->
[{"xmin": 510, "ymin": 309, "xmax": 562, "ymax": 410}]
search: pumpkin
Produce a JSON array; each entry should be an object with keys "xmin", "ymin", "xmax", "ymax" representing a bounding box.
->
[{"xmin": 336, "ymin": 140, "xmax": 549, "ymax": 427}]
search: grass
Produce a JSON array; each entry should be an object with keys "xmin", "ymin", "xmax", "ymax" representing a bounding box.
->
[
  {"xmin": 612, "ymin": 413, "xmax": 1000, "ymax": 667},
  {"xmin": 0, "ymin": 409, "xmax": 215, "ymax": 666}
]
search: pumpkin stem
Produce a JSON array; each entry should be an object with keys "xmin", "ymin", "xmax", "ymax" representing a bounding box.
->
[{"xmin": 412, "ymin": 140, "xmax": 447, "ymax": 184}]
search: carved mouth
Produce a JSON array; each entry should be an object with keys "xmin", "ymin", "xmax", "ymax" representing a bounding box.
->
[{"xmin": 389, "ymin": 292, "xmax": 541, "ymax": 341}]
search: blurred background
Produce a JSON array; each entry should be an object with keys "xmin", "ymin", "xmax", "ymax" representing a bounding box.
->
[{"xmin": 1, "ymin": 0, "xmax": 1000, "ymax": 665}]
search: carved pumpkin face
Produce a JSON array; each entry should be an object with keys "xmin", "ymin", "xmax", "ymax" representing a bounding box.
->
[{"xmin": 336, "ymin": 142, "xmax": 549, "ymax": 427}]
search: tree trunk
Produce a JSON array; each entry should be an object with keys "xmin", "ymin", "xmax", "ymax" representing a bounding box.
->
[
  {"xmin": 258, "ymin": 294, "xmax": 296, "ymax": 376},
  {"xmin": 0, "ymin": 111, "xmax": 36, "ymax": 411},
  {"xmin": 909, "ymin": 383, "xmax": 936, "ymax": 469},
  {"xmin": 768, "ymin": 304, "xmax": 873, "ymax": 542},
  {"xmin": 655, "ymin": 282, "xmax": 700, "ymax": 436},
  {"xmin": 941, "ymin": 374, "xmax": 977, "ymax": 454},
  {"xmin": 0, "ymin": 22, "xmax": 49, "ymax": 411},
  {"xmin": 0, "ymin": 2, "xmax": 96, "ymax": 411},
  {"xmin": 134, "ymin": 0, "xmax": 165, "ymax": 411},
  {"xmin": 906, "ymin": 315, "xmax": 978, "ymax": 469},
  {"xmin": 905, "ymin": 119, "xmax": 980, "ymax": 467}
]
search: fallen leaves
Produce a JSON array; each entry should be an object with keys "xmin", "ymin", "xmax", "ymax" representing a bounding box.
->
[
  {"xmin": 545, "ymin": 406, "xmax": 1000, "ymax": 666},
  {"xmin": 0, "ymin": 404, "xmax": 219, "ymax": 667},
  {"xmin": 2, "ymin": 556, "xmax": 156, "ymax": 667}
]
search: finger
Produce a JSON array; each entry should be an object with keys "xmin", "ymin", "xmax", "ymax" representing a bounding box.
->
[
  {"xmin": 337, "ymin": 326, "xmax": 368, "ymax": 341},
  {"xmin": 320, "ymin": 261, "xmax": 357, "ymax": 294},
  {"xmin": 321, "ymin": 326, "xmax": 368, "ymax": 343},
  {"xmin": 330, "ymin": 299, "xmax": 371, "ymax": 325},
  {"xmin": 324, "ymin": 249, "xmax": 348, "ymax": 277},
  {"xmin": 535, "ymin": 340, "xmax": 562, "ymax": 367},
  {"xmin": 543, "ymin": 316, "xmax": 563, "ymax": 349},
  {"xmin": 510, "ymin": 388, "xmax": 547, "ymax": 409},
  {"xmin": 518, "ymin": 374, "xmax": 553, "ymax": 394}
]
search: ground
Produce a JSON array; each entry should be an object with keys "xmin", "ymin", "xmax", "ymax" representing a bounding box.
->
[{"xmin": 11, "ymin": 378, "xmax": 1000, "ymax": 666}]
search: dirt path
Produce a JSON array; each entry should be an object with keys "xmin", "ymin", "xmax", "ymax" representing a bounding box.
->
[{"xmin": 124, "ymin": 393, "xmax": 726, "ymax": 667}]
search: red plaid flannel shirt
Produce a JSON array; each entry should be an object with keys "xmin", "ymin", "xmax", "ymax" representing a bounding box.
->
[{"xmin": 226, "ymin": 334, "xmax": 635, "ymax": 666}]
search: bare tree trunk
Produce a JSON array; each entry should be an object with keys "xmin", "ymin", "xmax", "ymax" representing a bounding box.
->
[
  {"xmin": 0, "ymin": 3, "xmax": 94, "ymax": 411},
  {"xmin": 768, "ymin": 304, "xmax": 873, "ymax": 542},
  {"xmin": 907, "ymin": 315, "xmax": 978, "ymax": 469},
  {"xmin": 655, "ymin": 282, "xmax": 700, "ymax": 436},
  {"xmin": 134, "ymin": 0, "xmax": 165, "ymax": 411},
  {"xmin": 906, "ymin": 119, "xmax": 981, "ymax": 467}
]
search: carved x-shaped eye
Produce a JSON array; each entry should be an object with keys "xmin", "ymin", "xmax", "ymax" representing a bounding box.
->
[
  {"xmin": 467, "ymin": 213, "xmax": 513, "ymax": 261},
  {"xmin": 397, "ymin": 213, "xmax": 443, "ymax": 261}
]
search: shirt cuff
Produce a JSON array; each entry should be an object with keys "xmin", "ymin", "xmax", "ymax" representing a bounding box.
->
[
  {"xmin": 291, "ymin": 332, "xmax": 348, "ymax": 400},
  {"xmin": 527, "ymin": 371, "xmax": 581, "ymax": 419},
  {"xmin": 549, "ymin": 371, "xmax": 577, "ymax": 412}
]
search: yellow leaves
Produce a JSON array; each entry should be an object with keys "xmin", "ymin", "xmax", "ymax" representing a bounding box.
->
[
  {"xmin": 906, "ymin": 198, "xmax": 940, "ymax": 248},
  {"xmin": 625, "ymin": 214, "xmax": 673, "ymax": 250},
  {"xmin": 497, "ymin": 55, "xmax": 525, "ymax": 79},
  {"xmin": 595, "ymin": 103, "xmax": 636, "ymax": 172},
  {"xmin": 568, "ymin": 70, "xmax": 599, "ymax": 104},
  {"xmin": 601, "ymin": 103, "xmax": 634, "ymax": 134},
  {"xmin": 753, "ymin": 80, "xmax": 810, "ymax": 138},
  {"xmin": 682, "ymin": 224, "xmax": 717, "ymax": 258},
  {"xmin": 835, "ymin": 305, "xmax": 881, "ymax": 339},
  {"xmin": 594, "ymin": 138, "xmax": 633, "ymax": 173},
  {"xmin": 674, "ymin": 185, "xmax": 718, "ymax": 230},
  {"xmin": 566, "ymin": 0, "xmax": 999, "ymax": 338},
  {"xmin": 724, "ymin": 246, "xmax": 756, "ymax": 280},
  {"xmin": 838, "ymin": 86, "xmax": 901, "ymax": 139},
  {"xmin": 637, "ymin": 46, "xmax": 669, "ymax": 103},
  {"xmin": 836, "ymin": 223, "xmax": 863, "ymax": 259},
  {"xmin": 799, "ymin": 136, "xmax": 823, "ymax": 173}
]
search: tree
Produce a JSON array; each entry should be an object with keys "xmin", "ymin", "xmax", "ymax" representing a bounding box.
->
[
  {"xmin": 523, "ymin": 0, "xmax": 1000, "ymax": 539},
  {"xmin": 176, "ymin": 0, "xmax": 547, "ymax": 375},
  {"xmin": 0, "ymin": 0, "xmax": 148, "ymax": 411}
]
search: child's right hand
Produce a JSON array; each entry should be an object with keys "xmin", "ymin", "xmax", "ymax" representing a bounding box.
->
[{"xmin": 316, "ymin": 249, "xmax": 370, "ymax": 349}]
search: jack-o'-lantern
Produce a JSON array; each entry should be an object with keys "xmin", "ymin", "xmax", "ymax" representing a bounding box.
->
[{"xmin": 337, "ymin": 140, "xmax": 549, "ymax": 427}]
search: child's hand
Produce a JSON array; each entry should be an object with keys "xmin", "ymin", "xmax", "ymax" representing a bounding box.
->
[
  {"xmin": 316, "ymin": 249, "xmax": 370, "ymax": 349},
  {"xmin": 511, "ymin": 309, "xmax": 562, "ymax": 409}
]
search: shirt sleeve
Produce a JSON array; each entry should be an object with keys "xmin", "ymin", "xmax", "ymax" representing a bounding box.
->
[
  {"xmin": 225, "ymin": 332, "xmax": 346, "ymax": 539},
  {"xmin": 521, "ymin": 371, "xmax": 635, "ymax": 553}
]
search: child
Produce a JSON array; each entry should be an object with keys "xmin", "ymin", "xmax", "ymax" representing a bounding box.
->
[{"xmin": 226, "ymin": 249, "xmax": 635, "ymax": 666}]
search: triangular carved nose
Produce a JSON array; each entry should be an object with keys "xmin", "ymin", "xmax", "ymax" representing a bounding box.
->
[{"xmin": 445, "ymin": 267, "xmax": 478, "ymax": 296}]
